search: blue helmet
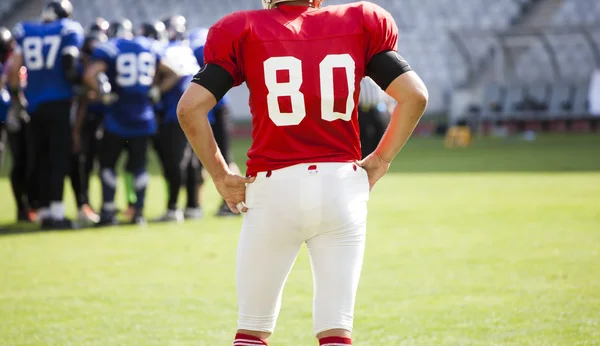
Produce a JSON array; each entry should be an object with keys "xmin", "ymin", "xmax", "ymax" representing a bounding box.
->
[
  {"xmin": 41, "ymin": 0, "xmax": 73, "ymax": 22},
  {"xmin": 107, "ymin": 19, "xmax": 133, "ymax": 39},
  {"xmin": 163, "ymin": 15, "xmax": 186, "ymax": 41},
  {"xmin": 138, "ymin": 21, "xmax": 167, "ymax": 42}
]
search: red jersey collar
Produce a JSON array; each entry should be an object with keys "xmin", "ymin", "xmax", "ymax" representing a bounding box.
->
[{"xmin": 276, "ymin": 4, "xmax": 316, "ymax": 12}]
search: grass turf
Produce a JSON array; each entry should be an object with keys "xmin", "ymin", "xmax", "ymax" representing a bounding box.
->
[{"xmin": 0, "ymin": 134, "xmax": 599, "ymax": 345}]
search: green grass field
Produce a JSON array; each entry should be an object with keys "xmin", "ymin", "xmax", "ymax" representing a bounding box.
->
[{"xmin": 1, "ymin": 134, "xmax": 599, "ymax": 345}]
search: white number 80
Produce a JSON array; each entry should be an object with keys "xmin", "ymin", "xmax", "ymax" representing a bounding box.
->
[{"xmin": 263, "ymin": 54, "xmax": 356, "ymax": 127}]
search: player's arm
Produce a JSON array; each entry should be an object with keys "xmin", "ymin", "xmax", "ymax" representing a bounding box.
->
[
  {"xmin": 155, "ymin": 59, "xmax": 180, "ymax": 93},
  {"xmin": 83, "ymin": 60, "xmax": 110, "ymax": 93},
  {"xmin": 370, "ymin": 53, "xmax": 428, "ymax": 163},
  {"xmin": 178, "ymin": 63, "xmax": 253, "ymax": 214},
  {"xmin": 178, "ymin": 67, "xmax": 230, "ymax": 183},
  {"xmin": 71, "ymin": 93, "xmax": 88, "ymax": 153},
  {"xmin": 61, "ymin": 21, "xmax": 84, "ymax": 83},
  {"xmin": 6, "ymin": 53, "xmax": 29, "ymax": 116},
  {"xmin": 61, "ymin": 47, "xmax": 80, "ymax": 83}
]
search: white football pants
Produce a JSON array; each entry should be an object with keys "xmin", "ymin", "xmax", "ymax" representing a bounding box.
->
[{"xmin": 237, "ymin": 162, "xmax": 370, "ymax": 336}]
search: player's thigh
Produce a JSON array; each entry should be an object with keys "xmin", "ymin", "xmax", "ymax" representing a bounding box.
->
[
  {"xmin": 306, "ymin": 222, "xmax": 367, "ymax": 335},
  {"xmin": 236, "ymin": 179, "xmax": 304, "ymax": 329},
  {"xmin": 165, "ymin": 123, "xmax": 188, "ymax": 169},
  {"xmin": 306, "ymin": 167, "xmax": 370, "ymax": 334},
  {"xmin": 125, "ymin": 136, "xmax": 149, "ymax": 172},
  {"xmin": 47, "ymin": 102, "xmax": 72, "ymax": 164},
  {"xmin": 99, "ymin": 132, "xmax": 125, "ymax": 169}
]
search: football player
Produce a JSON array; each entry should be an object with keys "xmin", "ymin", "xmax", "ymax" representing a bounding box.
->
[
  {"xmin": 143, "ymin": 18, "xmax": 201, "ymax": 222},
  {"xmin": 84, "ymin": 19, "xmax": 180, "ymax": 226},
  {"xmin": 187, "ymin": 26, "xmax": 239, "ymax": 217},
  {"xmin": 177, "ymin": 1, "xmax": 428, "ymax": 345},
  {"xmin": 70, "ymin": 31, "xmax": 108, "ymax": 226},
  {"xmin": 8, "ymin": 0, "xmax": 84, "ymax": 229},
  {"xmin": 1, "ymin": 30, "xmax": 39, "ymax": 223}
]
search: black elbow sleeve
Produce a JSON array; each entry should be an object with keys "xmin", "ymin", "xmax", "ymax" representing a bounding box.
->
[
  {"xmin": 367, "ymin": 51, "xmax": 413, "ymax": 90},
  {"xmin": 62, "ymin": 54, "xmax": 80, "ymax": 84},
  {"xmin": 191, "ymin": 63, "xmax": 234, "ymax": 102}
]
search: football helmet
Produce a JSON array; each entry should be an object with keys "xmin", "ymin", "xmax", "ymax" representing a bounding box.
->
[
  {"xmin": 107, "ymin": 19, "xmax": 133, "ymax": 39},
  {"xmin": 0, "ymin": 27, "xmax": 14, "ymax": 64},
  {"xmin": 89, "ymin": 17, "xmax": 110, "ymax": 35},
  {"xmin": 41, "ymin": 0, "xmax": 73, "ymax": 22},
  {"xmin": 162, "ymin": 15, "xmax": 186, "ymax": 41},
  {"xmin": 82, "ymin": 32, "xmax": 107, "ymax": 56},
  {"xmin": 262, "ymin": 0, "xmax": 322, "ymax": 9},
  {"xmin": 138, "ymin": 21, "xmax": 167, "ymax": 42}
]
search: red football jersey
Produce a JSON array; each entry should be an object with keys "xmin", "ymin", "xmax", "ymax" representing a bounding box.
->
[{"xmin": 204, "ymin": 1, "xmax": 399, "ymax": 175}]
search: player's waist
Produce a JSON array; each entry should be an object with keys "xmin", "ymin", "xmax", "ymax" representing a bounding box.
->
[{"xmin": 247, "ymin": 161, "xmax": 360, "ymax": 180}]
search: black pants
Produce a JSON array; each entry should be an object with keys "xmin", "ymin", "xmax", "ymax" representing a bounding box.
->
[
  {"xmin": 211, "ymin": 102, "xmax": 233, "ymax": 163},
  {"xmin": 30, "ymin": 100, "xmax": 72, "ymax": 209},
  {"xmin": 7, "ymin": 120, "xmax": 39, "ymax": 212},
  {"xmin": 358, "ymin": 107, "xmax": 387, "ymax": 159},
  {"xmin": 99, "ymin": 132, "xmax": 148, "ymax": 174},
  {"xmin": 153, "ymin": 121, "xmax": 189, "ymax": 210},
  {"xmin": 99, "ymin": 132, "xmax": 149, "ymax": 210},
  {"xmin": 70, "ymin": 116, "xmax": 102, "ymax": 208}
]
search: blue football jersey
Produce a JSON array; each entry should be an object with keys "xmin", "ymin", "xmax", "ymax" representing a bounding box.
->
[
  {"xmin": 0, "ymin": 88, "xmax": 9, "ymax": 123},
  {"xmin": 13, "ymin": 19, "xmax": 84, "ymax": 113},
  {"xmin": 0, "ymin": 62, "xmax": 10, "ymax": 123},
  {"xmin": 161, "ymin": 40, "xmax": 199, "ymax": 124},
  {"xmin": 188, "ymin": 28, "xmax": 208, "ymax": 68},
  {"xmin": 92, "ymin": 36, "xmax": 162, "ymax": 137}
]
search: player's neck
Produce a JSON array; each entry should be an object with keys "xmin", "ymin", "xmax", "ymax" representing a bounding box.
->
[{"xmin": 277, "ymin": 1, "xmax": 313, "ymax": 8}]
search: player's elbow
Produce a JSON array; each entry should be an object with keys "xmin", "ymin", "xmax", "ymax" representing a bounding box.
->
[
  {"xmin": 410, "ymin": 85, "xmax": 429, "ymax": 113},
  {"xmin": 178, "ymin": 84, "xmax": 218, "ymax": 126}
]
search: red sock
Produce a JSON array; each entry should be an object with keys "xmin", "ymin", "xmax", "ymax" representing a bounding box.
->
[
  {"xmin": 234, "ymin": 333, "xmax": 268, "ymax": 346},
  {"xmin": 319, "ymin": 336, "xmax": 352, "ymax": 345}
]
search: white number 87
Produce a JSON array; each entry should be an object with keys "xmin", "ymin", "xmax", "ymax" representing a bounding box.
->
[{"xmin": 263, "ymin": 54, "xmax": 356, "ymax": 127}]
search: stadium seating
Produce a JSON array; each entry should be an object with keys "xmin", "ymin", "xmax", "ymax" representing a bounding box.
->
[
  {"xmin": 5, "ymin": 0, "xmax": 596, "ymax": 121},
  {"xmin": 476, "ymin": 0, "xmax": 599, "ymax": 122},
  {"xmin": 552, "ymin": 0, "xmax": 600, "ymax": 26},
  {"xmin": 64, "ymin": 0, "xmax": 531, "ymax": 114},
  {"xmin": 0, "ymin": 0, "xmax": 20, "ymax": 21}
]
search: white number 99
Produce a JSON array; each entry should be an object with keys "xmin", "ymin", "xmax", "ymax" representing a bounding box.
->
[{"xmin": 116, "ymin": 52, "xmax": 156, "ymax": 87}]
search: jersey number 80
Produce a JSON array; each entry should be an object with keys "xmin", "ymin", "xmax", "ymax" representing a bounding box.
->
[{"xmin": 264, "ymin": 54, "xmax": 355, "ymax": 127}]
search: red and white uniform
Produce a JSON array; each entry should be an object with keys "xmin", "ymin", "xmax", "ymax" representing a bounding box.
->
[{"xmin": 203, "ymin": 1, "xmax": 398, "ymax": 335}]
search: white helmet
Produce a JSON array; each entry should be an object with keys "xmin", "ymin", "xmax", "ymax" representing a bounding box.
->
[{"xmin": 262, "ymin": 0, "xmax": 323, "ymax": 10}]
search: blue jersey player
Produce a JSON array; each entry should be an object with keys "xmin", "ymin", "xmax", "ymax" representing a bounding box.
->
[
  {"xmin": 188, "ymin": 24, "xmax": 240, "ymax": 217},
  {"xmin": 84, "ymin": 19, "xmax": 179, "ymax": 226},
  {"xmin": 1, "ymin": 26, "xmax": 37, "ymax": 223},
  {"xmin": 7, "ymin": 1, "xmax": 83, "ymax": 229},
  {"xmin": 69, "ymin": 31, "xmax": 108, "ymax": 226},
  {"xmin": 140, "ymin": 18, "xmax": 202, "ymax": 222}
]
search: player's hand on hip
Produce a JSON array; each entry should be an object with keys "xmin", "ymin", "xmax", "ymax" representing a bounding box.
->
[
  {"xmin": 357, "ymin": 152, "xmax": 391, "ymax": 191},
  {"xmin": 213, "ymin": 172, "xmax": 256, "ymax": 214}
]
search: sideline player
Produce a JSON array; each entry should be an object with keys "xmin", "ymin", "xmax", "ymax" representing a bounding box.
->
[
  {"xmin": 8, "ymin": 0, "xmax": 84, "ymax": 229},
  {"xmin": 70, "ymin": 30, "xmax": 108, "ymax": 226},
  {"xmin": 84, "ymin": 19, "xmax": 180, "ymax": 226},
  {"xmin": 143, "ymin": 18, "xmax": 201, "ymax": 222},
  {"xmin": 177, "ymin": 0, "xmax": 428, "ymax": 345}
]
